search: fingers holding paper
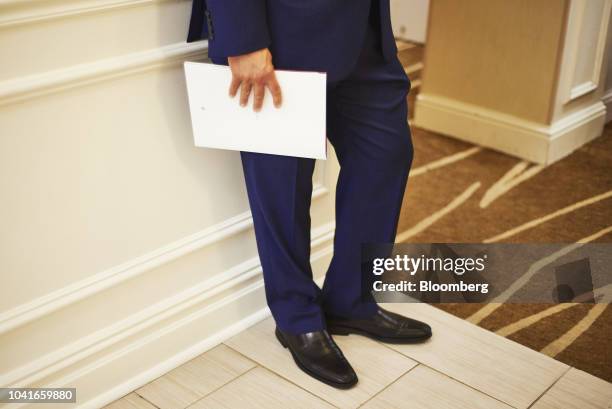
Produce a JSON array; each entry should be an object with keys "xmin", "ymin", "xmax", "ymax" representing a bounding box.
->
[{"xmin": 228, "ymin": 48, "xmax": 283, "ymax": 112}]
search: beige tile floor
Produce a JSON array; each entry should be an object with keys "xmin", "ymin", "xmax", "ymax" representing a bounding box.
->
[{"xmin": 105, "ymin": 304, "xmax": 612, "ymax": 409}]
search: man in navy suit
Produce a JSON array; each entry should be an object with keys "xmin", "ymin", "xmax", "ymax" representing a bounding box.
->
[{"xmin": 188, "ymin": 0, "xmax": 432, "ymax": 388}]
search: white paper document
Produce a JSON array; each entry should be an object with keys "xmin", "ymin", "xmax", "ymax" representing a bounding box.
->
[{"xmin": 184, "ymin": 62, "xmax": 327, "ymax": 160}]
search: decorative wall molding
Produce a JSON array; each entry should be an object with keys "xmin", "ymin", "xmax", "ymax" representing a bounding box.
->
[
  {"xmin": 0, "ymin": 221, "xmax": 335, "ymax": 390},
  {"xmin": 414, "ymin": 94, "xmax": 606, "ymax": 164},
  {"xmin": 0, "ymin": 0, "xmax": 179, "ymax": 28},
  {"xmin": 0, "ymin": 2, "xmax": 340, "ymax": 407},
  {"xmin": 1, "ymin": 258, "xmax": 262, "ymax": 388},
  {"xmin": 0, "ymin": 185, "xmax": 329, "ymax": 336},
  {"xmin": 603, "ymin": 89, "xmax": 612, "ymax": 123},
  {"xmin": 0, "ymin": 41, "xmax": 208, "ymax": 107},
  {"xmin": 561, "ymin": 0, "xmax": 612, "ymax": 103},
  {"xmin": 86, "ymin": 305, "xmax": 271, "ymax": 409}
]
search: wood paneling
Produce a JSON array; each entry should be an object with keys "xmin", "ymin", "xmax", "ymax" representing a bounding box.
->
[{"xmin": 422, "ymin": 0, "xmax": 568, "ymax": 124}]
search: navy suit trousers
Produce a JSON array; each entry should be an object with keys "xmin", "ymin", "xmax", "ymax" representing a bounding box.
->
[{"xmin": 239, "ymin": 19, "xmax": 413, "ymax": 334}]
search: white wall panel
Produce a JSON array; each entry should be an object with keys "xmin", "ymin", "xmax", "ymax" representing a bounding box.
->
[
  {"xmin": 0, "ymin": 0, "xmax": 192, "ymax": 81},
  {"xmin": 1, "ymin": 65, "xmax": 252, "ymax": 309},
  {"xmin": 0, "ymin": 1, "xmax": 340, "ymax": 405}
]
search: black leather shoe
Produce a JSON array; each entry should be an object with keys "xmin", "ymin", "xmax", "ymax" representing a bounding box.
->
[
  {"xmin": 326, "ymin": 307, "xmax": 432, "ymax": 344},
  {"xmin": 275, "ymin": 327, "xmax": 358, "ymax": 389}
]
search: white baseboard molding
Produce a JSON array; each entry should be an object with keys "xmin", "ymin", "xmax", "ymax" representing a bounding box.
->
[
  {"xmin": 414, "ymin": 94, "xmax": 607, "ymax": 164},
  {"xmin": 85, "ymin": 302, "xmax": 272, "ymax": 409},
  {"xmin": 603, "ymin": 89, "xmax": 612, "ymax": 123},
  {"xmin": 4, "ymin": 225, "xmax": 335, "ymax": 409}
]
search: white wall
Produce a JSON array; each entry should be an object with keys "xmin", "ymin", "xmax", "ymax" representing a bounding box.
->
[
  {"xmin": 0, "ymin": 1, "xmax": 339, "ymax": 407},
  {"xmin": 391, "ymin": 0, "xmax": 430, "ymax": 43}
]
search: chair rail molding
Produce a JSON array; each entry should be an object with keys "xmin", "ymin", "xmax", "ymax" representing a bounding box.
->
[
  {"xmin": 0, "ymin": 0, "xmax": 180, "ymax": 27},
  {"xmin": 0, "ymin": 41, "xmax": 208, "ymax": 107}
]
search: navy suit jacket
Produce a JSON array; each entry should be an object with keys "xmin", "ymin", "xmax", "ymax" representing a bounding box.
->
[{"xmin": 186, "ymin": 0, "xmax": 397, "ymax": 82}]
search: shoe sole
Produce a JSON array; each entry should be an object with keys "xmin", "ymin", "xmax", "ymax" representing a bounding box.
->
[
  {"xmin": 274, "ymin": 328, "xmax": 358, "ymax": 390},
  {"xmin": 327, "ymin": 324, "xmax": 432, "ymax": 344}
]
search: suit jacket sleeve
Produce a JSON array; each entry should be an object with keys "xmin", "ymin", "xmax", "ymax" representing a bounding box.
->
[{"xmin": 205, "ymin": 0, "xmax": 271, "ymax": 58}]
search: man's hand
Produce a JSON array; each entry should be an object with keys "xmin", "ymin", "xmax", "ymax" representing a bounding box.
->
[{"xmin": 228, "ymin": 48, "xmax": 282, "ymax": 112}]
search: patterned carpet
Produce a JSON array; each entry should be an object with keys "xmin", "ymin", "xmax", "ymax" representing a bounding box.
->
[{"xmin": 396, "ymin": 121, "xmax": 612, "ymax": 382}]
